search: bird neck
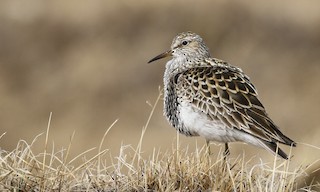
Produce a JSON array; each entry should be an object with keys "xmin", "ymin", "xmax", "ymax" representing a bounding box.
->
[{"xmin": 164, "ymin": 57, "xmax": 186, "ymax": 78}]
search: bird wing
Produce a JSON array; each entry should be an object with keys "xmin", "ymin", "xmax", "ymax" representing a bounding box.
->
[{"xmin": 176, "ymin": 61, "xmax": 294, "ymax": 145}]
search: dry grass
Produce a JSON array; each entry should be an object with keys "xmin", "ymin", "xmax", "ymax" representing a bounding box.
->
[{"xmin": 0, "ymin": 92, "xmax": 319, "ymax": 191}]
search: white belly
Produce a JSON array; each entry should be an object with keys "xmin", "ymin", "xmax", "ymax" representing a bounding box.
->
[
  {"xmin": 179, "ymin": 102, "xmax": 238, "ymax": 143},
  {"xmin": 178, "ymin": 101, "xmax": 273, "ymax": 154}
]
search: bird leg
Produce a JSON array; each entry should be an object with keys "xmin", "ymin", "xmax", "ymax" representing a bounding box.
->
[{"xmin": 224, "ymin": 143, "xmax": 230, "ymax": 160}]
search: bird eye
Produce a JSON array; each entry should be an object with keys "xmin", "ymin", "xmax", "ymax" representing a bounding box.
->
[{"xmin": 182, "ymin": 41, "xmax": 188, "ymax": 45}]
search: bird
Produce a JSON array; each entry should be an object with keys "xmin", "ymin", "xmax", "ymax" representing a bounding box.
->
[{"xmin": 148, "ymin": 31, "xmax": 296, "ymax": 159}]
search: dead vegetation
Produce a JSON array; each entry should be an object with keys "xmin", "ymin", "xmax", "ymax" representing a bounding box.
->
[{"xmin": 0, "ymin": 93, "xmax": 318, "ymax": 191}]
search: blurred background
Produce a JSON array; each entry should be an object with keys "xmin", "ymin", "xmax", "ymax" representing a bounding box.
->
[{"xmin": 0, "ymin": 0, "xmax": 319, "ymax": 170}]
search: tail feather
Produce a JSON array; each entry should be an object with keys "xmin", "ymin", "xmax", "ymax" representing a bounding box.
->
[
  {"xmin": 270, "ymin": 122, "xmax": 297, "ymax": 147},
  {"xmin": 260, "ymin": 140, "xmax": 290, "ymax": 160},
  {"xmin": 277, "ymin": 131, "xmax": 297, "ymax": 147}
]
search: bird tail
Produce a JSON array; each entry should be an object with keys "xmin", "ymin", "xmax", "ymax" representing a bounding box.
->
[
  {"xmin": 258, "ymin": 140, "xmax": 291, "ymax": 160},
  {"xmin": 276, "ymin": 130, "xmax": 297, "ymax": 147},
  {"xmin": 269, "ymin": 122, "xmax": 297, "ymax": 147}
]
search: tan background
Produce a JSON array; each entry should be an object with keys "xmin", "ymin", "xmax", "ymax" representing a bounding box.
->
[{"xmin": 0, "ymin": 0, "xmax": 319, "ymax": 164}]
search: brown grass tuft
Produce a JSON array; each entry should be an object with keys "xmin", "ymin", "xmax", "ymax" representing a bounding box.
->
[{"xmin": 0, "ymin": 91, "xmax": 319, "ymax": 191}]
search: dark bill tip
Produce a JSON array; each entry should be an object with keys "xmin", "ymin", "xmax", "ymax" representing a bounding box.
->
[{"xmin": 148, "ymin": 50, "xmax": 172, "ymax": 63}]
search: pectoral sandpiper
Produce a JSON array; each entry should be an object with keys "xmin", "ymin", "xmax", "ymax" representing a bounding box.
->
[{"xmin": 148, "ymin": 32, "xmax": 296, "ymax": 159}]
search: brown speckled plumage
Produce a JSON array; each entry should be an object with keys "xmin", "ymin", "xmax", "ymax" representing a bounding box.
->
[{"xmin": 149, "ymin": 32, "xmax": 296, "ymax": 159}]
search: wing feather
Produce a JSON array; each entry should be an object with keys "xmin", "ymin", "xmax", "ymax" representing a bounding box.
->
[{"xmin": 178, "ymin": 63, "xmax": 294, "ymax": 145}]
